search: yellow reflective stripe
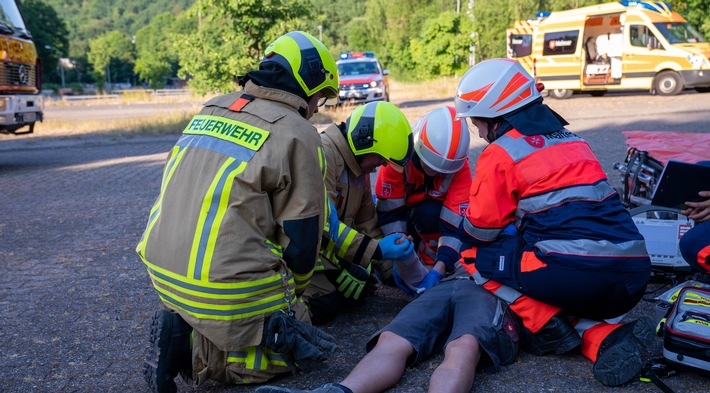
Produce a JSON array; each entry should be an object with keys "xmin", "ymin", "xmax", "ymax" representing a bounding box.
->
[
  {"xmin": 183, "ymin": 115, "xmax": 270, "ymax": 151},
  {"xmin": 146, "ymin": 267, "xmax": 283, "ymax": 300},
  {"xmin": 136, "ymin": 146, "xmax": 187, "ymax": 256},
  {"xmin": 265, "ymin": 239, "xmax": 283, "ymax": 257},
  {"xmin": 141, "ymin": 258, "xmax": 293, "ymax": 292},
  {"xmin": 188, "ymin": 158, "xmax": 247, "ymax": 280},
  {"xmin": 336, "ymin": 226, "xmax": 358, "ymax": 259},
  {"xmin": 292, "ymin": 269, "xmax": 313, "ymax": 292},
  {"xmin": 318, "ymin": 145, "xmax": 326, "ymax": 180},
  {"xmin": 157, "ymin": 288, "xmax": 289, "ymax": 320},
  {"xmin": 227, "ymin": 347, "xmax": 287, "ymax": 369}
]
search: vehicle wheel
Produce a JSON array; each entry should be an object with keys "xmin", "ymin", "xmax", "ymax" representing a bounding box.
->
[
  {"xmin": 695, "ymin": 87, "xmax": 710, "ymax": 93},
  {"xmin": 589, "ymin": 90, "xmax": 607, "ymax": 97},
  {"xmin": 654, "ymin": 71, "xmax": 683, "ymax": 96},
  {"xmin": 549, "ymin": 89, "xmax": 573, "ymax": 99}
]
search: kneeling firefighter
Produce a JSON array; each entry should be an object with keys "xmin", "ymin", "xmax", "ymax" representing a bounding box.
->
[
  {"xmin": 136, "ymin": 31, "xmax": 343, "ymax": 392},
  {"xmin": 304, "ymin": 100, "xmax": 416, "ymax": 325}
]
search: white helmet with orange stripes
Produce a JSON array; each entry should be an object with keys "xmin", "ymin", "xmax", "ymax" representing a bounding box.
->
[
  {"xmin": 454, "ymin": 58, "xmax": 541, "ymax": 119},
  {"xmin": 413, "ymin": 106, "xmax": 470, "ymax": 174}
]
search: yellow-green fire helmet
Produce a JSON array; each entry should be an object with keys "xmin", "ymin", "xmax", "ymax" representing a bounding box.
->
[
  {"xmin": 262, "ymin": 31, "xmax": 339, "ymax": 98},
  {"xmin": 346, "ymin": 101, "xmax": 413, "ymax": 166}
]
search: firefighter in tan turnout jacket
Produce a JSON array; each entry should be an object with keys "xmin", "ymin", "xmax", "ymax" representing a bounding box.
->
[
  {"xmin": 305, "ymin": 101, "xmax": 416, "ymax": 325},
  {"xmin": 136, "ymin": 31, "xmax": 340, "ymax": 392}
]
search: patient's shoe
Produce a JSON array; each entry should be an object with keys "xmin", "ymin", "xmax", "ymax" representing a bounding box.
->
[{"xmin": 255, "ymin": 383, "xmax": 352, "ymax": 393}]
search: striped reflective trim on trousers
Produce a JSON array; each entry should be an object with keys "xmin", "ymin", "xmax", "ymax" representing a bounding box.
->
[
  {"xmin": 535, "ymin": 239, "xmax": 649, "ymax": 257},
  {"xmin": 227, "ymin": 346, "xmax": 288, "ymax": 370}
]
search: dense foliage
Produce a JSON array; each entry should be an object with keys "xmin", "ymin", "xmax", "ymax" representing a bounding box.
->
[{"xmin": 17, "ymin": 0, "xmax": 710, "ymax": 93}]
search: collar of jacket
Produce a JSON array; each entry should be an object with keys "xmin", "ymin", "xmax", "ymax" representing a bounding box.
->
[
  {"xmin": 243, "ymin": 80, "xmax": 309, "ymax": 118},
  {"xmin": 323, "ymin": 123, "xmax": 364, "ymax": 177}
]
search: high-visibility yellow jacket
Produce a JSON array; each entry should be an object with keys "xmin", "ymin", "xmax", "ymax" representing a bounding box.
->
[
  {"xmin": 136, "ymin": 81, "xmax": 325, "ymax": 351},
  {"xmin": 318, "ymin": 123, "xmax": 383, "ymax": 271}
]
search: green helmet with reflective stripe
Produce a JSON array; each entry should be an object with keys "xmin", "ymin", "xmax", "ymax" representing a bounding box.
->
[
  {"xmin": 262, "ymin": 31, "xmax": 339, "ymax": 99},
  {"xmin": 346, "ymin": 101, "xmax": 413, "ymax": 166}
]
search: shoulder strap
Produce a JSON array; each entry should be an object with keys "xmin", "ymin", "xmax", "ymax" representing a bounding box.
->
[{"xmin": 228, "ymin": 94, "xmax": 254, "ymax": 112}]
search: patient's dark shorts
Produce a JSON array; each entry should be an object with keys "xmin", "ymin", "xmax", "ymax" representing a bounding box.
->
[{"xmin": 366, "ymin": 275, "xmax": 519, "ymax": 371}]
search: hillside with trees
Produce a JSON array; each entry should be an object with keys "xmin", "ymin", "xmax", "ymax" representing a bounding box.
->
[{"xmin": 19, "ymin": 0, "xmax": 710, "ymax": 94}]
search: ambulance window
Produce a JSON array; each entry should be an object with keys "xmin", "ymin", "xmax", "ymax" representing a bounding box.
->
[
  {"xmin": 510, "ymin": 34, "xmax": 532, "ymax": 57},
  {"xmin": 543, "ymin": 30, "xmax": 579, "ymax": 56},
  {"xmin": 630, "ymin": 25, "xmax": 650, "ymax": 47}
]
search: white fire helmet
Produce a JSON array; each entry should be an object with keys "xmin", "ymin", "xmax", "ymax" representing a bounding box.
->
[
  {"xmin": 413, "ymin": 106, "xmax": 470, "ymax": 174},
  {"xmin": 454, "ymin": 58, "xmax": 541, "ymax": 119}
]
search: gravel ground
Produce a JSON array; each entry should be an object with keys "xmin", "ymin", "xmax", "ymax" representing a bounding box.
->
[{"xmin": 1, "ymin": 90, "xmax": 709, "ymax": 393}]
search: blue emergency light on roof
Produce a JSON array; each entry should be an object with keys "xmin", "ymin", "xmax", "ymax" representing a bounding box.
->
[
  {"xmin": 536, "ymin": 11, "xmax": 551, "ymax": 20},
  {"xmin": 340, "ymin": 51, "xmax": 376, "ymax": 60},
  {"xmin": 618, "ymin": 1, "xmax": 672, "ymax": 13}
]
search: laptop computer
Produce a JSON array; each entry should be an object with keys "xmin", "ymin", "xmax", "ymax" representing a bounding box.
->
[{"xmin": 650, "ymin": 160, "xmax": 710, "ymax": 209}]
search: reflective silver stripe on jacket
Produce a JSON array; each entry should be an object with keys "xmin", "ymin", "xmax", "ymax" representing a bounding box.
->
[
  {"xmin": 535, "ymin": 238, "xmax": 649, "ymax": 257},
  {"xmin": 440, "ymin": 205, "xmax": 464, "ymax": 228},
  {"xmin": 438, "ymin": 235, "xmax": 462, "ymax": 253},
  {"xmin": 516, "ymin": 182, "xmax": 616, "ymax": 226},
  {"xmin": 495, "ymin": 129, "xmax": 582, "ymax": 163},
  {"xmin": 176, "ymin": 134, "xmax": 256, "ymax": 162},
  {"xmin": 377, "ymin": 197, "xmax": 406, "ymax": 211},
  {"xmin": 463, "ymin": 218, "xmax": 502, "ymax": 242},
  {"xmin": 381, "ymin": 221, "xmax": 407, "ymax": 235}
]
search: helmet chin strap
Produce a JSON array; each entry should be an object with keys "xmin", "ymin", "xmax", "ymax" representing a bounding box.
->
[{"xmin": 486, "ymin": 120, "xmax": 498, "ymax": 143}]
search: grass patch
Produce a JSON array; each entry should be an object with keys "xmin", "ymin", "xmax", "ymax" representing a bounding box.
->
[
  {"xmin": 390, "ymin": 76, "xmax": 459, "ymax": 102},
  {"xmin": 34, "ymin": 111, "xmax": 195, "ymax": 138}
]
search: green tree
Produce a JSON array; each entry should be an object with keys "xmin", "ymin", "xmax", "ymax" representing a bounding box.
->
[
  {"xmin": 670, "ymin": 0, "xmax": 710, "ymax": 38},
  {"xmin": 410, "ymin": 12, "xmax": 474, "ymax": 78},
  {"xmin": 175, "ymin": 0, "xmax": 311, "ymax": 93},
  {"xmin": 18, "ymin": 0, "xmax": 69, "ymax": 86},
  {"xmin": 307, "ymin": 0, "xmax": 366, "ymax": 55},
  {"xmin": 87, "ymin": 30, "xmax": 134, "ymax": 90},
  {"xmin": 134, "ymin": 12, "xmax": 179, "ymax": 88}
]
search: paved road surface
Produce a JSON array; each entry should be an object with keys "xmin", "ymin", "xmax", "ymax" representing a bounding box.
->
[{"xmin": 1, "ymin": 90, "xmax": 709, "ymax": 392}]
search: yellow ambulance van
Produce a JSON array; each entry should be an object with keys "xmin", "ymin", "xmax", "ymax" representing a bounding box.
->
[{"xmin": 506, "ymin": 1, "xmax": 710, "ymax": 98}]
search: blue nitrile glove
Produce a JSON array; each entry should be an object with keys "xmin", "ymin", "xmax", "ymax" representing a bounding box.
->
[
  {"xmin": 326, "ymin": 198, "xmax": 339, "ymax": 242},
  {"xmin": 378, "ymin": 233, "xmax": 414, "ymax": 260},
  {"xmin": 416, "ymin": 269, "xmax": 442, "ymax": 292}
]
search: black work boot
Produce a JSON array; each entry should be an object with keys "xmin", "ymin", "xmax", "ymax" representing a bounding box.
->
[
  {"xmin": 255, "ymin": 383, "xmax": 352, "ymax": 393},
  {"xmin": 593, "ymin": 322, "xmax": 645, "ymax": 386},
  {"xmin": 629, "ymin": 317, "xmax": 655, "ymax": 349},
  {"xmin": 520, "ymin": 314, "xmax": 582, "ymax": 356},
  {"xmin": 143, "ymin": 309, "xmax": 193, "ymax": 393}
]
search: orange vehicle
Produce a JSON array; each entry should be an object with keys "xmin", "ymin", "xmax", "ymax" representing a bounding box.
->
[{"xmin": 0, "ymin": 0, "xmax": 43, "ymax": 134}]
